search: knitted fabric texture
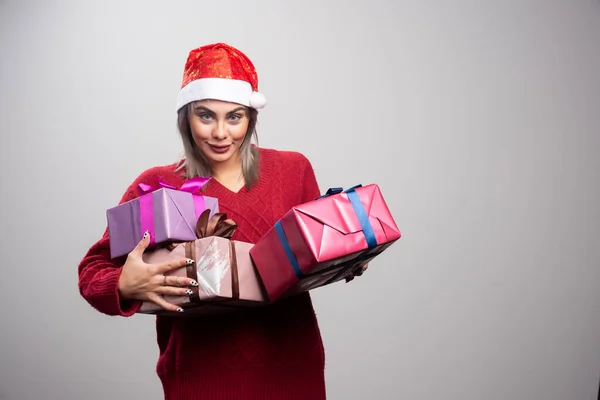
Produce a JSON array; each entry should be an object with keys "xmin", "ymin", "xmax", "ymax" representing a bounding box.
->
[{"xmin": 78, "ymin": 148, "xmax": 327, "ymax": 399}]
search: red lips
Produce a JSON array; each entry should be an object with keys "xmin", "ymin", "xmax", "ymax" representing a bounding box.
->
[{"xmin": 208, "ymin": 144, "xmax": 231, "ymax": 154}]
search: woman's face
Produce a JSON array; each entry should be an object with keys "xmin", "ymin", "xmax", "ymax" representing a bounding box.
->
[{"xmin": 188, "ymin": 99, "xmax": 250, "ymax": 167}]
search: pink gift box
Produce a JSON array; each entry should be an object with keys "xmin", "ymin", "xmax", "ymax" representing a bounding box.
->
[
  {"xmin": 249, "ymin": 184, "xmax": 401, "ymax": 301},
  {"xmin": 106, "ymin": 177, "xmax": 218, "ymax": 259},
  {"xmin": 138, "ymin": 211, "xmax": 268, "ymax": 316}
]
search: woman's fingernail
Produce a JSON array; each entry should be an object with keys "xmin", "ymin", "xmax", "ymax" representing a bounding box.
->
[
  {"xmin": 176, "ymin": 308, "xmax": 184, "ymax": 313},
  {"xmin": 143, "ymin": 230, "xmax": 148, "ymax": 239},
  {"xmin": 190, "ymin": 280, "xmax": 198, "ymax": 287},
  {"xmin": 185, "ymin": 289, "xmax": 193, "ymax": 296},
  {"xmin": 186, "ymin": 259, "xmax": 195, "ymax": 265}
]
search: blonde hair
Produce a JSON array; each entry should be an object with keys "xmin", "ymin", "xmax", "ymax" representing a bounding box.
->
[{"xmin": 175, "ymin": 102, "xmax": 260, "ymax": 190}]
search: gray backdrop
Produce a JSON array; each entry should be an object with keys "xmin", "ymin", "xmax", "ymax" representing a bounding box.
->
[{"xmin": 1, "ymin": 1, "xmax": 600, "ymax": 399}]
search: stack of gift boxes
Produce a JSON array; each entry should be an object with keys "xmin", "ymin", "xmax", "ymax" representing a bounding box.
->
[{"xmin": 106, "ymin": 177, "xmax": 401, "ymax": 316}]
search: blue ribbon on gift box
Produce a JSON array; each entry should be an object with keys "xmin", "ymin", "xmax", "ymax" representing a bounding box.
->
[{"xmin": 274, "ymin": 185, "xmax": 378, "ymax": 279}]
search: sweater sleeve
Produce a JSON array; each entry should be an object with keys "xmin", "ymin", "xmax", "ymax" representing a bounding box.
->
[{"xmin": 77, "ymin": 182, "xmax": 142, "ymax": 317}]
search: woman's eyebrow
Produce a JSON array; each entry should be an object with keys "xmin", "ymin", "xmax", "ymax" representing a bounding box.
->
[
  {"xmin": 193, "ymin": 106, "xmax": 214, "ymax": 113},
  {"xmin": 226, "ymin": 107, "xmax": 246, "ymax": 115},
  {"xmin": 193, "ymin": 106, "xmax": 246, "ymax": 115}
]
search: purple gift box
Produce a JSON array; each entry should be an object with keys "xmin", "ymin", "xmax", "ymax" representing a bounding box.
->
[{"xmin": 106, "ymin": 178, "xmax": 219, "ymax": 259}]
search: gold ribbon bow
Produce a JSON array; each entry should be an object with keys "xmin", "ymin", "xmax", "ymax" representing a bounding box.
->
[
  {"xmin": 194, "ymin": 208, "xmax": 237, "ymax": 239},
  {"xmin": 170, "ymin": 209, "xmax": 241, "ymax": 305}
]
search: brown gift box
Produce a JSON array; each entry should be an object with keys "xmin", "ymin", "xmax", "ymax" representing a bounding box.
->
[{"xmin": 138, "ymin": 210, "xmax": 268, "ymax": 316}]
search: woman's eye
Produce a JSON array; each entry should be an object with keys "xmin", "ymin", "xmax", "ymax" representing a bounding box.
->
[
  {"xmin": 229, "ymin": 114, "xmax": 241, "ymax": 121},
  {"xmin": 199, "ymin": 113, "xmax": 212, "ymax": 120}
]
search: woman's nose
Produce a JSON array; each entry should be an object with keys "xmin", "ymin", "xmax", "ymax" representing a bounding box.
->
[{"xmin": 212, "ymin": 122, "xmax": 227, "ymax": 139}]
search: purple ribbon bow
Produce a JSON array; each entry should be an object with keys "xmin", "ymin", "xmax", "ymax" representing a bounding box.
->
[{"xmin": 137, "ymin": 176, "xmax": 211, "ymax": 195}]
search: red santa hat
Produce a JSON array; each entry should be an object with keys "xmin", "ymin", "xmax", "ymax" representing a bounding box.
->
[{"xmin": 176, "ymin": 43, "xmax": 267, "ymax": 112}]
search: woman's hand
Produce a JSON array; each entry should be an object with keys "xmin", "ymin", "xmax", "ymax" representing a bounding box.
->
[
  {"xmin": 117, "ymin": 231, "xmax": 198, "ymax": 312},
  {"xmin": 345, "ymin": 263, "xmax": 369, "ymax": 283}
]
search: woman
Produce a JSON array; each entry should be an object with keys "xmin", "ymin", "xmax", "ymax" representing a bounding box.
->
[{"xmin": 78, "ymin": 42, "xmax": 358, "ymax": 399}]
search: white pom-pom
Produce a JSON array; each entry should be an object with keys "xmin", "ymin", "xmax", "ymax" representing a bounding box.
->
[{"xmin": 249, "ymin": 91, "xmax": 267, "ymax": 109}]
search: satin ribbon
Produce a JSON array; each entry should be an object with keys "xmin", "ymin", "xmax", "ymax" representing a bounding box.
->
[
  {"xmin": 137, "ymin": 176, "xmax": 211, "ymax": 195},
  {"xmin": 137, "ymin": 176, "xmax": 211, "ymax": 245},
  {"xmin": 181, "ymin": 209, "xmax": 240, "ymax": 305},
  {"xmin": 276, "ymin": 185, "xmax": 378, "ymax": 279}
]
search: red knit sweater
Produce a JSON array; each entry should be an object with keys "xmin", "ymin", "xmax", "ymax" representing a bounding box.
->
[{"xmin": 78, "ymin": 148, "xmax": 327, "ymax": 399}]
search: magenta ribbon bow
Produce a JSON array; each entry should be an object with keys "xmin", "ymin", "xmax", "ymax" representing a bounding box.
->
[
  {"xmin": 137, "ymin": 176, "xmax": 211, "ymax": 195},
  {"xmin": 137, "ymin": 176, "xmax": 212, "ymax": 245}
]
